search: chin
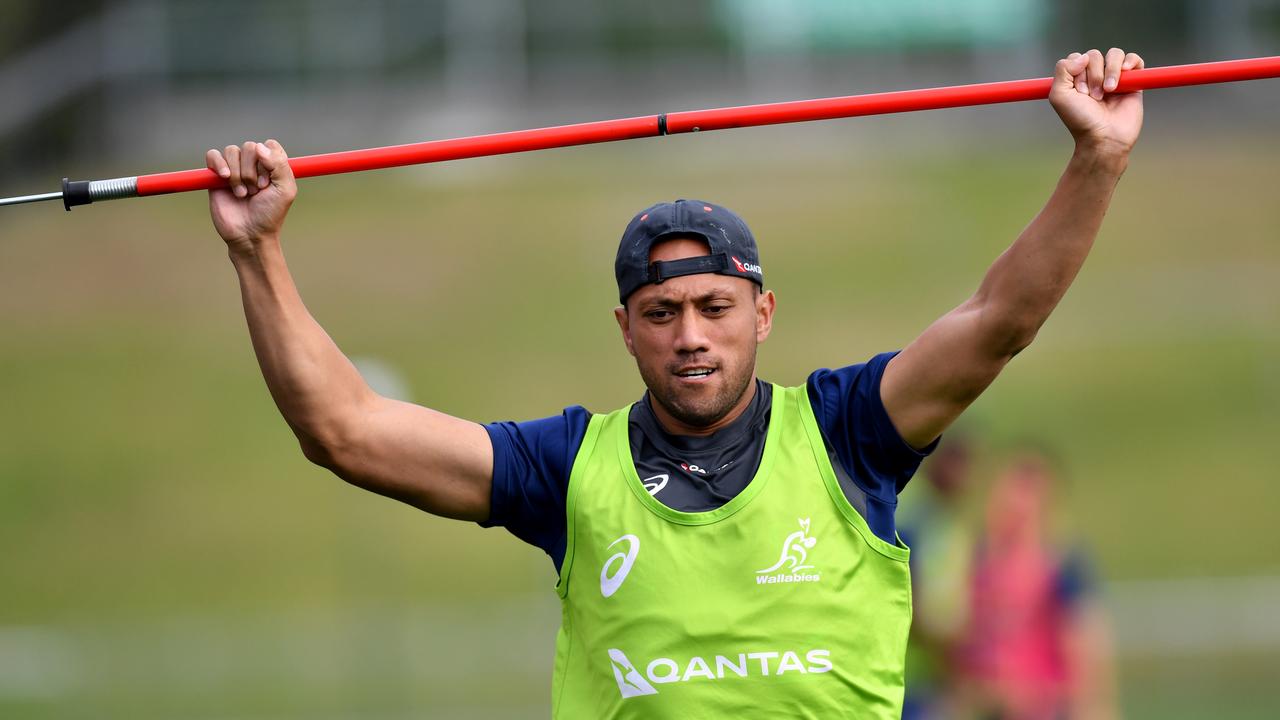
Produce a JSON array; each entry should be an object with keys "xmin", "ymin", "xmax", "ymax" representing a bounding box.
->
[{"xmin": 660, "ymin": 383, "xmax": 740, "ymax": 427}]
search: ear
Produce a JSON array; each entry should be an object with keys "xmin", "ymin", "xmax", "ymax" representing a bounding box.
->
[
  {"xmin": 755, "ymin": 289, "xmax": 776, "ymax": 343},
  {"xmin": 614, "ymin": 306, "xmax": 636, "ymax": 357}
]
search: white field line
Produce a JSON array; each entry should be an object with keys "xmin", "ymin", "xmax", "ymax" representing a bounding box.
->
[
  {"xmin": 0, "ymin": 593, "xmax": 560, "ymax": 700},
  {"xmin": 3, "ymin": 578, "xmax": 1280, "ymax": 701},
  {"xmin": 1106, "ymin": 575, "xmax": 1280, "ymax": 657}
]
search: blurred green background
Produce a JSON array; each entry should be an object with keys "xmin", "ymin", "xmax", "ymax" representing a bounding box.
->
[{"xmin": 2, "ymin": 1, "xmax": 1278, "ymax": 718}]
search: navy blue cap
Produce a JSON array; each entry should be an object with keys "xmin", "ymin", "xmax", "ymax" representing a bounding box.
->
[{"xmin": 615, "ymin": 199, "xmax": 763, "ymax": 304}]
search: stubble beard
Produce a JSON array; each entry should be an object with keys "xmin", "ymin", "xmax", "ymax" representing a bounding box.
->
[{"xmin": 640, "ymin": 347, "xmax": 757, "ymax": 429}]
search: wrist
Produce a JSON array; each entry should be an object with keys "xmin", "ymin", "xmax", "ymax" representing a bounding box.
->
[
  {"xmin": 228, "ymin": 233, "xmax": 283, "ymax": 268},
  {"xmin": 1071, "ymin": 138, "xmax": 1131, "ymax": 173}
]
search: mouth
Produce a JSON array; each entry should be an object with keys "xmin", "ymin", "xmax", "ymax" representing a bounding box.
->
[{"xmin": 673, "ymin": 366, "xmax": 716, "ymax": 383}]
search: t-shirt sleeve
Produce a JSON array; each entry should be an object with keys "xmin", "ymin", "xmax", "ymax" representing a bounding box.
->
[
  {"xmin": 1056, "ymin": 547, "xmax": 1098, "ymax": 608},
  {"xmin": 806, "ymin": 351, "xmax": 938, "ymax": 507},
  {"xmin": 481, "ymin": 406, "xmax": 591, "ymax": 570}
]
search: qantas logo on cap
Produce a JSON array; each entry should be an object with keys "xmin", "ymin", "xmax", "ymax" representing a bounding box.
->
[{"xmin": 731, "ymin": 256, "xmax": 762, "ymax": 275}]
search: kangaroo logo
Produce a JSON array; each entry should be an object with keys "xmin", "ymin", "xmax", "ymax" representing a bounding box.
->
[{"xmin": 757, "ymin": 518, "xmax": 818, "ymax": 574}]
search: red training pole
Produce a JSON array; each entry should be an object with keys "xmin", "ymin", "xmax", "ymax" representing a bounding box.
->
[
  {"xmin": 663, "ymin": 54, "xmax": 1280, "ymax": 133},
  {"xmin": 136, "ymin": 116, "xmax": 660, "ymax": 197},
  {"xmin": 4, "ymin": 55, "xmax": 1277, "ymax": 210}
]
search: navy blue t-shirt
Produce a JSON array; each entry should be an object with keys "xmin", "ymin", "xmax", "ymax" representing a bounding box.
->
[{"xmin": 483, "ymin": 351, "xmax": 933, "ymax": 571}]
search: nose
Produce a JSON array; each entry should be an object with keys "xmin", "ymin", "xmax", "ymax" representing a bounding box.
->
[{"xmin": 673, "ymin": 308, "xmax": 711, "ymax": 354}]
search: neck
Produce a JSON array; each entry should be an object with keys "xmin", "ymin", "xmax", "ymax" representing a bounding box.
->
[{"xmin": 649, "ymin": 377, "xmax": 759, "ymax": 437}]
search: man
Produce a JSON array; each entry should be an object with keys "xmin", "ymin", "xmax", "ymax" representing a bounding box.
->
[{"xmin": 205, "ymin": 49, "xmax": 1143, "ymax": 718}]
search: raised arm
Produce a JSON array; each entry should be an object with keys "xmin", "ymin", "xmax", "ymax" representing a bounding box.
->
[
  {"xmin": 881, "ymin": 49, "xmax": 1145, "ymax": 449},
  {"xmin": 207, "ymin": 140, "xmax": 492, "ymax": 521}
]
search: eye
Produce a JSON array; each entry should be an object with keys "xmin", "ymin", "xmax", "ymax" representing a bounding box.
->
[
  {"xmin": 645, "ymin": 309, "xmax": 674, "ymax": 321},
  {"xmin": 703, "ymin": 304, "xmax": 730, "ymax": 316}
]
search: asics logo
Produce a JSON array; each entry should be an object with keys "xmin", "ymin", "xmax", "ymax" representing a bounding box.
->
[
  {"xmin": 600, "ymin": 534, "xmax": 640, "ymax": 598},
  {"xmin": 641, "ymin": 474, "xmax": 668, "ymax": 495}
]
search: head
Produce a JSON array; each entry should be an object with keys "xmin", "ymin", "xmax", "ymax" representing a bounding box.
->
[
  {"xmin": 923, "ymin": 433, "xmax": 973, "ymax": 502},
  {"xmin": 985, "ymin": 446, "xmax": 1063, "ymax": 544},
  {"xmin": 613, "ymin": 201, "xmax": 776, "ymax": 433}
]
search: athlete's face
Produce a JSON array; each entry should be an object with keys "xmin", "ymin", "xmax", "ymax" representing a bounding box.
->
[{"xmin": 615, "ymin": 236, "xmax": 775, "ymax": 434}]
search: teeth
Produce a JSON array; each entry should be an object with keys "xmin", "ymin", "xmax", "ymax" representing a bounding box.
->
[{"xmin": 679, "ymin": 369, "xmax": 713, "ymax": 377}]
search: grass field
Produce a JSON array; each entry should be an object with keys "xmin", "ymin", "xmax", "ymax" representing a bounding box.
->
[{"xmin": 1, "ymin": 121, "xmax": 1277, "ymax": 717}]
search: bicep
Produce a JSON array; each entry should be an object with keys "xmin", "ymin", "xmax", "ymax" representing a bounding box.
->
[
  {"xmin": 327, "ymin": 395, "xmax": 494, "ymax": 522},
  {"xmin": 881, "ymin": 298, "xmax": 1020, "ymax": 449}
]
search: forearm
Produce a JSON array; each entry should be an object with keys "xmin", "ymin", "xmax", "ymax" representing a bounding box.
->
[
  {"xmin": 880, "ymin": 50, "xmax": 1144, "ymax": 448},
  {"xmin": 973, "ymin": 143, "xmax": 1129, "ymax": 351},
  {"xmin": 229, "ymin": 237, "xmax": 374, "ymax": 458}
]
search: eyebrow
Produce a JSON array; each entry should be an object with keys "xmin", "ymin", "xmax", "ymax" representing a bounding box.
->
[{"xmin": 645, "ymin": 287, "xmax": 737, "ymax": 307}]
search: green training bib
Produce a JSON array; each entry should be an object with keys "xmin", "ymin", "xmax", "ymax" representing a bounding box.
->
[{"xmin": 551, "ymin": 384, "xmax": 912, "ymax": 719}]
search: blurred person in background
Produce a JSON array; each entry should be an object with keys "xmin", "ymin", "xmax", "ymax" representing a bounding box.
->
[
  {"xmin": 958, "ymin": 447, "xmax": 1118, "ymax": 720},
  {"xmin": 899, "ymin": 434, "xmax": 978, "ymax": 719}
]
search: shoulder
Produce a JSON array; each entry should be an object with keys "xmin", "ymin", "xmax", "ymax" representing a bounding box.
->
[
  {"xmin": 805, "ymin": 351, "xmax": 898, "ymax": 413},
  {"xmin": 485, "ymin": 406, "xmax": 593, "ymax": 462},
  {"xmin": 1054, "ymin": 544, "xmax": 1098, "ymax": 605},
  {"xmin": 805, "ymin": 351, "xmax": 934, "ymax": 465},
  {"xmin": 482, "ymin": 406, "xmax": 593, "ymax": 552}
]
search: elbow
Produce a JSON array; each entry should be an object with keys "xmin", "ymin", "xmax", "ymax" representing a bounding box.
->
[
  {"xmin": 976, "ymin": 298, "xmax": 1043, "ymax": 358},
  {"xmin": 299, "ymin": 436, "xmax": 340, "ymax": 470},
  {"xmin": 1002, "ymin": 323, "xmax": 1040, "ymax": 357},
  {"xmin": 296, "ymin": 419, "xmax": 360, "ymax": 473}
]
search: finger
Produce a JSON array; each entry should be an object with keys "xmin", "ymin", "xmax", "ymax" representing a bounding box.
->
[
  {"xmin": 1086, "ymin": 48, "xmax": 1105, "ymax": 99},
  {"xmin": 240, "ymin": 141, "xmax": 259, "ymax": 196},
  {"xmin": 261, "ymin": 139, "xmax": 296, "ymax": 186},
  {"xmin": 1064, "ymin": 52, "xmax": 1087, "ymax": 93},
  {"xmin": 225, "ymin": 144, "xmax": 245, "ymax": 198},
  {"xmin": 206, "ymin": 149, "xmax": 231, "ymax": 179},
  {"xmin": 255, "ymin": 141, "xmax": 276, "ymax": 171},
  {"xmin": 1103, "ymin": 47, "xmax": 1125, "ymax": 92},
  {"xmin": 255, "ymin": 141, "xmax": 276, "ymax": 188},
  {"xmin": 1053, "ymin": 57, "xmax": 1075, "ymax": 89},
  {"xmin": 1123, "ymin": 52, "xmax": 1144, "ymax": 71},
  {"xmin": 255, "ymin": 155, "xmax": 270, "ymax": 189}
]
